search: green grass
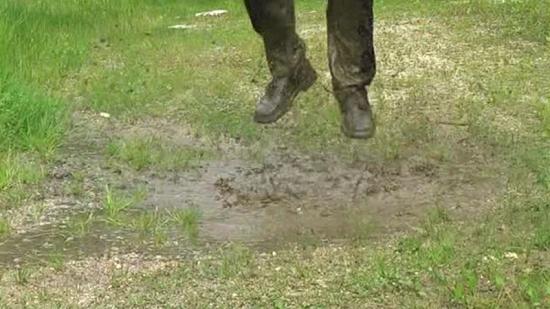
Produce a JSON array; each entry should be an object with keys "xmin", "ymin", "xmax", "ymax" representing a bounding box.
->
[
  {"xmin": 102, "ymin": 186, "xmax": 146, "ymax": 224},
  {"xmin": 378, "ymin": 0, "xmax": 550, "ymax": 44},
  {"xmin": 13, "ymin": 267, "xmax": 32, "ymax": 286},
  {"xmin": 65, "ymin": 212, "xmax": 95, "ymax": 238},
  {"xmin": 169, "ymin": 208, "xmax": 201, "ymax": 241},
  {"xmin": 0, "ymin": 0, "xmax": 548, "ymax": 307},
  {"xmin": 107, "ymin": 138, "xmax": 211, "ymax": 171},
  {"xmin": 107, "ymin": 139, "xmax": 153, "ymax": 171},
  {"xmin": 217, "ymin": 244, "xmax": 255, "ymax": 279},
  {"xmin": 0, "ymin": 0, "xmax": 235, "ymax": 224},
  {"xmin": 540, "ymin": 100, "xmax": 550, "ymax": 137},
  {"xmin": 0, "ymin": 76, "xmax": 66, "ymax": 154},
  {"xmin": 458, "ymin": 0, "xmax": 550, "ymax": 44},
  {"xmin": 0, "ymin": 152, "xmax": 44, "ymax": 209},
  {"xmin": 0, "ymin": 154, "xmax": 41, "ymax": 192},
  {"xmin": 46, "ymin": 252, "xmax": 66, "ymax": 272},
  {"xmin": 127, "ymin": 211, "xmax": 169, "ymax": 247},
  {"xmin": 63, "ymin": 171, "xmax": 86, "ymax": 198},
  {"xmin": 1, "ymin": 0, "xmax": 548, "ymax": 157},
  {"xmin": 0, "ymin": 217, "xmax": 10, "ymax": 238}
]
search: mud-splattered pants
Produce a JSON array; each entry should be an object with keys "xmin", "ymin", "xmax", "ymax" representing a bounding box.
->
[{"xmin": 244, "ymin": 0, "xmax": 376, "ymax": 90}]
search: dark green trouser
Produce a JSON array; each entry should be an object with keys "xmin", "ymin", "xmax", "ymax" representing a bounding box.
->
[{"xmin": 244, "ymin": 0, "xmax": 376, "ymax": 90}]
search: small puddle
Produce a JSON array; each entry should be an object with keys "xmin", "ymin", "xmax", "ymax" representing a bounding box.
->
[{"xmin": 0, "ymin": 154, "xmax": 500, "ymax": 266}]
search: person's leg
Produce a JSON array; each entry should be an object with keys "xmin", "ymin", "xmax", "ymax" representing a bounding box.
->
[
  {"xmin": 245, "ymin": 0, "xmax": 303, "ymax": 78},
  {"xmin": 245, "ymin": 0, "xmax": 317, "ymax": 123},
  {"xmin": 327, "ymin": 0, "xmax": 376, "ymax": 139}
]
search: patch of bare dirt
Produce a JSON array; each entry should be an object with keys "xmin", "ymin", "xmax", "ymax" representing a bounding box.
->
[
  {"xmin": 0, "ymin": 110, "xmax": 505, "ymax": 266},
  {"xmin": 144, "ymin": 149, "xmax": 501, "ymax": 246}
]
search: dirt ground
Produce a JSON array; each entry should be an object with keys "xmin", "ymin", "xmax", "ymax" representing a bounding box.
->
[
  {"xmin": 1, "ymin": 2, "xmax": 548, "ymax": 305},
  {"xmin": 0, "ymin": 108, "xmax": 504, "ymax": 265}
]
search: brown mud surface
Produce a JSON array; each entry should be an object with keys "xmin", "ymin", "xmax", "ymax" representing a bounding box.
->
[{"xmin": 0, "ymin": 113, "xmax": 505, "ymax": 266}]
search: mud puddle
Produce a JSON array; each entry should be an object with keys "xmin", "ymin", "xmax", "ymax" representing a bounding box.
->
[
  {"xmin": 145, "ymin": 153, "xmax": 499, "ymax": 244},
  {"xmin": 0, "ymin": 147, "xmax": 502, "ymax": 266}
]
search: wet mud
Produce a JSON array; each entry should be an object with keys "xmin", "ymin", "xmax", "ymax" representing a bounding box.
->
[
  {"xmin": 0, "ymin": 116, "xmax": 503, "ymax": 266},
  {"xmin": 146, "ymin": 152, "xmax": 499, "ymax": 243},
  {"xmin": 0, "ymin": 153, "xmax": 501, "ymax": 265}
]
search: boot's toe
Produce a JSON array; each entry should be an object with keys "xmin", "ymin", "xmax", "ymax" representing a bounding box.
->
[
  {"xmin": 254, "ymin": 99, "xmax": 279, "ymax": 123},
  {"xmin": 335, "ymin": 86, "xmax": 376, "ymax": 140}
]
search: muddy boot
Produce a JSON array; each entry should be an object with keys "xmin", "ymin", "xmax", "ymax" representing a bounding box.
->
[
  {"xmin": 334, "ymin": 86, "xmax": 376, "ymax": 139},
  {"xmin": 254, "ymin": 59, "xmax": 317, "ymax": 124}
]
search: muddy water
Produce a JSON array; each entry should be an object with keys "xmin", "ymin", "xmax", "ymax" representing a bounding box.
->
[
  {"xmin": 145, "ymin": 154, "xmax": 497, "ymax": 244},
  {"xmin": 0, "ymin": 151, "xmax": 501, "ymax": 266},
  {"xmin": 146, "ymin": 159, "xmax": 409, "ymax": 244}
]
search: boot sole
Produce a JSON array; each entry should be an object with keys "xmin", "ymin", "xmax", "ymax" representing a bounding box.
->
[{"xmin": 254, "ymin": 69, "xmax": 318, "ymax": 124}]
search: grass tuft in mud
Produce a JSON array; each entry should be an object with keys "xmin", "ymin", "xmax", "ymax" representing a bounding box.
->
[
  {"xmin": 169, "ymin": 208, "xmax": 202, "ymax": 241},
  {"xmin": 102, "ymin": 186, "xmax": 146, "ymax": 224},
  {"xmin": 0, "ymin": 217, "xmax": 10, "ymax": 238},
  {"xmin": 65, "ymin": 212, "xmax": 95, "ymax": 238},
  {"xmin": 129, "ymin": 211, "xmax": 169, "ymax": 246},
  {"xmin": 0, "ymin": 154, "xmax": 45, "ymax": 210},
  {"xmin": 107, "ymin": 138, "xmax": 211, "ymax": 172},
  {"xmin": 217, "ymin": 244, "xmax": 255, "ymax": 279}
]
